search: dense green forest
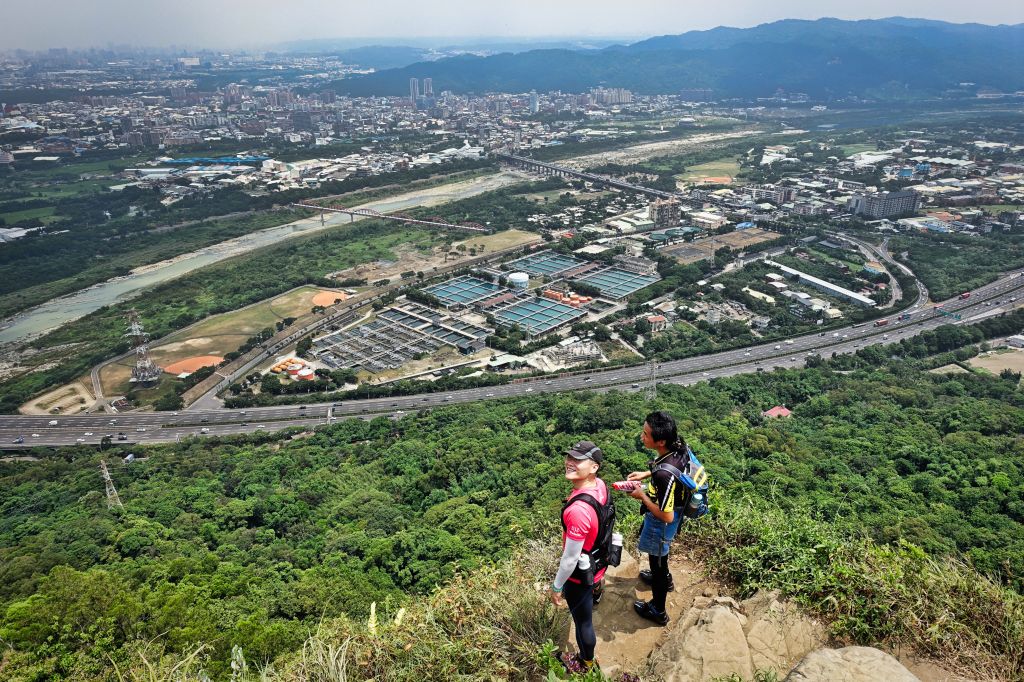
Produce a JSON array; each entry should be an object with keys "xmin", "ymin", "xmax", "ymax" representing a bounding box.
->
[
  {"xmin": 2, "ymin": 351, "xmax": 1023, "ymax": 679},
  {"xmin": 892, "ymin": 231, "xmax": 1024, "ymax": 301}
]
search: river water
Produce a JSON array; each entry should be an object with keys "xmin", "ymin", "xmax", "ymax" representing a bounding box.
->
[{"xmin": 0, "ymin": 172, "xmax": 522, "ymax": 347}]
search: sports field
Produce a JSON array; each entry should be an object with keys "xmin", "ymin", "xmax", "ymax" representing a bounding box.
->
[
  {"xmin": 675, "ymin": 158, "xmax": 742, "ymax": 186},
  {"xmin": 97, "ymin": 285, "xmax": 342, "ymax": 395}
]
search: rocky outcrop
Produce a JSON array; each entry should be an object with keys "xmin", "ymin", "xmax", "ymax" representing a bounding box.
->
[
  {"xmin": 648, "ymin": 589, "xmax": 827, "ymax": 682},
  {"xmin": 785, "ymin": 646, "xmax": 920, "ymax": 682}
]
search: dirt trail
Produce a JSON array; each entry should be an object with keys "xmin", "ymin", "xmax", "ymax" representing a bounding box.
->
[
  {"xmin": 568, "ymin": 550, "xmax": 970, "ymax": 681},
  {"xmin": 567, "ymin": 550, "xmax": 717, "ymax": 677}
]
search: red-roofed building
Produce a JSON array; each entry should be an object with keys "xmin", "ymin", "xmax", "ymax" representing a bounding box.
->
[
  {"xmin": 647, "ymin": 315, "xmax": 668, "ymax": 333},
  {"xmin": 762, "ymin": 405, "xmax": 792, "ymax": 419}
]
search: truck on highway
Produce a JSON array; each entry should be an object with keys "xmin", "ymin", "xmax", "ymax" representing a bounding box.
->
[
  {"xmin": 874, "ymin": 319, "xmax": 889, "ymax": 327},
  {"xmin": 959, "ymin": 292, "xmax": 971, "ymax": 300},
  {"xmin": 897, "ymin": 313, "xmax": 912, "ymax": 321}
]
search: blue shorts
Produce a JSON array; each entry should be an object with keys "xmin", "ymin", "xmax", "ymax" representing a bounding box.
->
[{"xmin": 637, "ymin": 511, "xmax": 683, "ymax": 557}]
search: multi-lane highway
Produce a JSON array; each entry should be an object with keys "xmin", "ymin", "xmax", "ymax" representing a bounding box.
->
[{"xmin": 2, "ymin": 267, "xmax": 1022, "ymax": 449}]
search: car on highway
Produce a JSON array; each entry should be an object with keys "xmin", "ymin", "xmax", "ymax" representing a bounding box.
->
[
  {"xmin": 486, "ymin": 393, "xmax": 495, "ymax": 397},
  {"xmin": 299, "ymin": 405, "xmax": 307, "ymax": 410},
  {"xmin": 257, "ymin": 425, "xmax": 266, "ymax": 429},
  {"xmin": 790, "ymin": 357, "xmax": 797, "ymax": 362},
  {"xmin": 631, "ymin": 383, "xmax": 640, "ymax": 388},
  {"xmin": 76, "ymin": 438, "xmax": 85, "ymax": 443},
  {"xmin": 833, "ymin": 332, "xmax": 840, "ymax": 337},
  {"xmin": 422, "ymin": 397, "xmax": 429, "ymax": 401},
  {"xmin": 545, "ymin": 381, "xmax": 552, "ymax": 385},
  {"xmin": 48, "ymin": 420, "xmax": 58, "ymax": 426},
  {"xmin": 391, "ymin": 403, "xmax": 398, "ymax": 407},
  {"xmin": 32, "ymin": 433, "xmax": 40, "ymax": 438},
  {"xmin": 118, "ymin": 434, "xmax": 127, "ymax": 440},
  {"xmin": 136, "ymin": 427, "xmax": 146, "ymax": 432},
  {"xmin": 744, "ymin": 351, "xmax": 751, "ymax": 356},
  {"xmin": 703, "ymin": 372, "xmax": 709, "ymax": 376},
  {"xmin": 444, "ymin": 395, "xmax": 453, "ymax": 401},
  {"xmin": 200, "ymin": 428, "xmax": 210, "ymax": 433},
  {"xmin": 774, "ymin": 345, "xmax": 781, "ymax": 350},
  {"xmin": 584, "ymin": 377, "xmax": 592, "ymax": 382},
  {"xmin": 526, "ymin": 387, "xmax": 534, "ymax": 392},
  {"xmin": 12, "ymin": 436, "xmax": 24, "ymax": 444},
  {"xmin": 84, "ymin": 432, "xmax": 93, "ymax": 436}
]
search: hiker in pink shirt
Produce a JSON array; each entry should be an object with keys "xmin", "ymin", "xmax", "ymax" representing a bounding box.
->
[{"xmin": 548, "ymin": 440, "xmax": 608, "ymax": 673}]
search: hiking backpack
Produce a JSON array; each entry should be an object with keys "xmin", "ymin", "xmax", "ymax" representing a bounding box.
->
[
  {"xmin": 561, "ymin": 489, "xmax": 619, "ymax": 582},
  {"xmin": 654, "ymin": 445, "xmax": 710, "ymax": 519}
]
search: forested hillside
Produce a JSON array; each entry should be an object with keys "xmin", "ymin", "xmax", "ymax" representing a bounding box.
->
[
  {"xmin": 334, "ymin": 18, "xmax": 1024, "ymax": 98},
  {"xmin": 1, "ymin": 354, "xmax": 1023, "ymax": 679}
]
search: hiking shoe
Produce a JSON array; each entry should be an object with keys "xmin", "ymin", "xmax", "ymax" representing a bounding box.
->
[
  {"xmin": 592, "ymin": 581, "xmax": 604, "ymax": 606},
  {"xmin": 638, "ymin": 569, "xmax": 675, "ymax": 592},
  {"xmin": 633, "ymin": 599, "xmax": 670, "ymax": 626},
  {"xmin": 556, "ymin": 651, "xmax": 587, "ymax": 675}
]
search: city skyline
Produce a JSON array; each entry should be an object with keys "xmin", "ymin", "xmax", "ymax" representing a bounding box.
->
[{"xmin": 2, "ymin": 0, "xmax": 1023, "ymax": 50}]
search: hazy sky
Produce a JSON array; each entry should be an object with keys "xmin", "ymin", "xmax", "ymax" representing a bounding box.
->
[{"xmin": 4, "ymin": 0, "xmax": 1023, "ymax": 50}]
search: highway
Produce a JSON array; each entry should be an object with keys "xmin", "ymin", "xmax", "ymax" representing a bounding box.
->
[{"xmin": 2, "ymin": 268, "xmax": 1022, "ymax": 449}]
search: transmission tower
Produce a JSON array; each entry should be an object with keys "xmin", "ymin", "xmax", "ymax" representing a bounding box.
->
[
  {"xmin": 99, "ymin": 460, "xmax": 124, "ymax": 510},
  {"xmin": 125, "ymin": 309, "xmax": 162, "ymax": 383},
  {"xmin": 644, "ymin": 361, "xmax": 658, "ymax": 401}
]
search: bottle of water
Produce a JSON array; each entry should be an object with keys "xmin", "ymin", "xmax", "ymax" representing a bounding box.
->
[
  {"xmin": 608, "ymin": 532, "xmax": 623, "ymax": 567},
  {"xmin": 687, "ymin": 492, "xmax": 704, "ymax": 517}
]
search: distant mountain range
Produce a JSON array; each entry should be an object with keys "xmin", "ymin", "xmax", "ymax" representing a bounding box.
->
[
  {"xmin": 276, "ymin": 38, "xmax": 628, "ymax": 70},
  {"xmin": 328, "ymin": 18, "xmax": 1024, "ymax": 99}
]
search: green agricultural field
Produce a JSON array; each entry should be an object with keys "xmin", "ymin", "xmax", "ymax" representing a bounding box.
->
[
  {"xmin": 840, "ymin": 143, "xmax": 877, "ymax": 156},
  {"xmin": 0, "ymin": 205, "xmax": 58, "ymax": 224},
  {"xmin": 675, "ymin": 157, "xmax": 742, "ymax": 184},
  {"xmin": 978, "ymin": 204, "xmax": 1024, "ymax": 214}
]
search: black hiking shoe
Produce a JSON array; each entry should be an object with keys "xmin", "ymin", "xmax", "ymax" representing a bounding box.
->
[
  {"xmin": 633, "ymin": 599, "xmax": 670, "ymax": 626},
  {"xmin": 592, "ymin": 580, "xmax": 604, "ymax": 606},
  {"xmin": 638, "ymin": 569, "xmax": 675, "ymax": 592}
]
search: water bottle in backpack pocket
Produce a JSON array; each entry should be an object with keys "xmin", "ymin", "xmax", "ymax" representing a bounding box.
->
[{"xmin": 655, "ymin": 446, "xmax": 710, "ymax": 520}]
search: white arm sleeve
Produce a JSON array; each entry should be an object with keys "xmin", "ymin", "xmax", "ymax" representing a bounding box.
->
[{"xmin": 553, "ymin": 538, "xmax": 585, "ymax": 590}]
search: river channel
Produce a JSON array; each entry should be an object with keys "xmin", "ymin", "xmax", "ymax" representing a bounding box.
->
[{"xmin": 0, "ymin": 171, "xmax": 522, "ymax": 346}]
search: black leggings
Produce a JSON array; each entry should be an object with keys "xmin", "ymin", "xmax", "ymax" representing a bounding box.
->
[
  {"xmin": 649, "ymin": 554, "xmax": 670, "ymax": 612},
  {"xmin": 564, "ymin": 580, "xmax": 596, "ymax": 662}
]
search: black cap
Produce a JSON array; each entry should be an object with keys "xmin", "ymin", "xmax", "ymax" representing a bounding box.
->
[{"xmin": 567, "ymin": 440, "xmax": 604, "ymax": 464}]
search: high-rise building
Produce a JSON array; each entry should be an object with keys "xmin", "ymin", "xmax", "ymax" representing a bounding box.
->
[
  {"xmin": 409, "ymin": 77, "xmax": 419, "ymax": 103},
  {"xmin": 423, "ymin": 78, "xmax": 433, "ymax": 97},
  {"xmin": 529, "ymin": 90, "xmax": 539, "ymax": 114},
  {"xmin": 847, "ymin": 190, "xmax": 919, "ymax": 219},
  {"xmin": 649, "ymin": 198, "xmax": 682, "ymax": 228}
]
